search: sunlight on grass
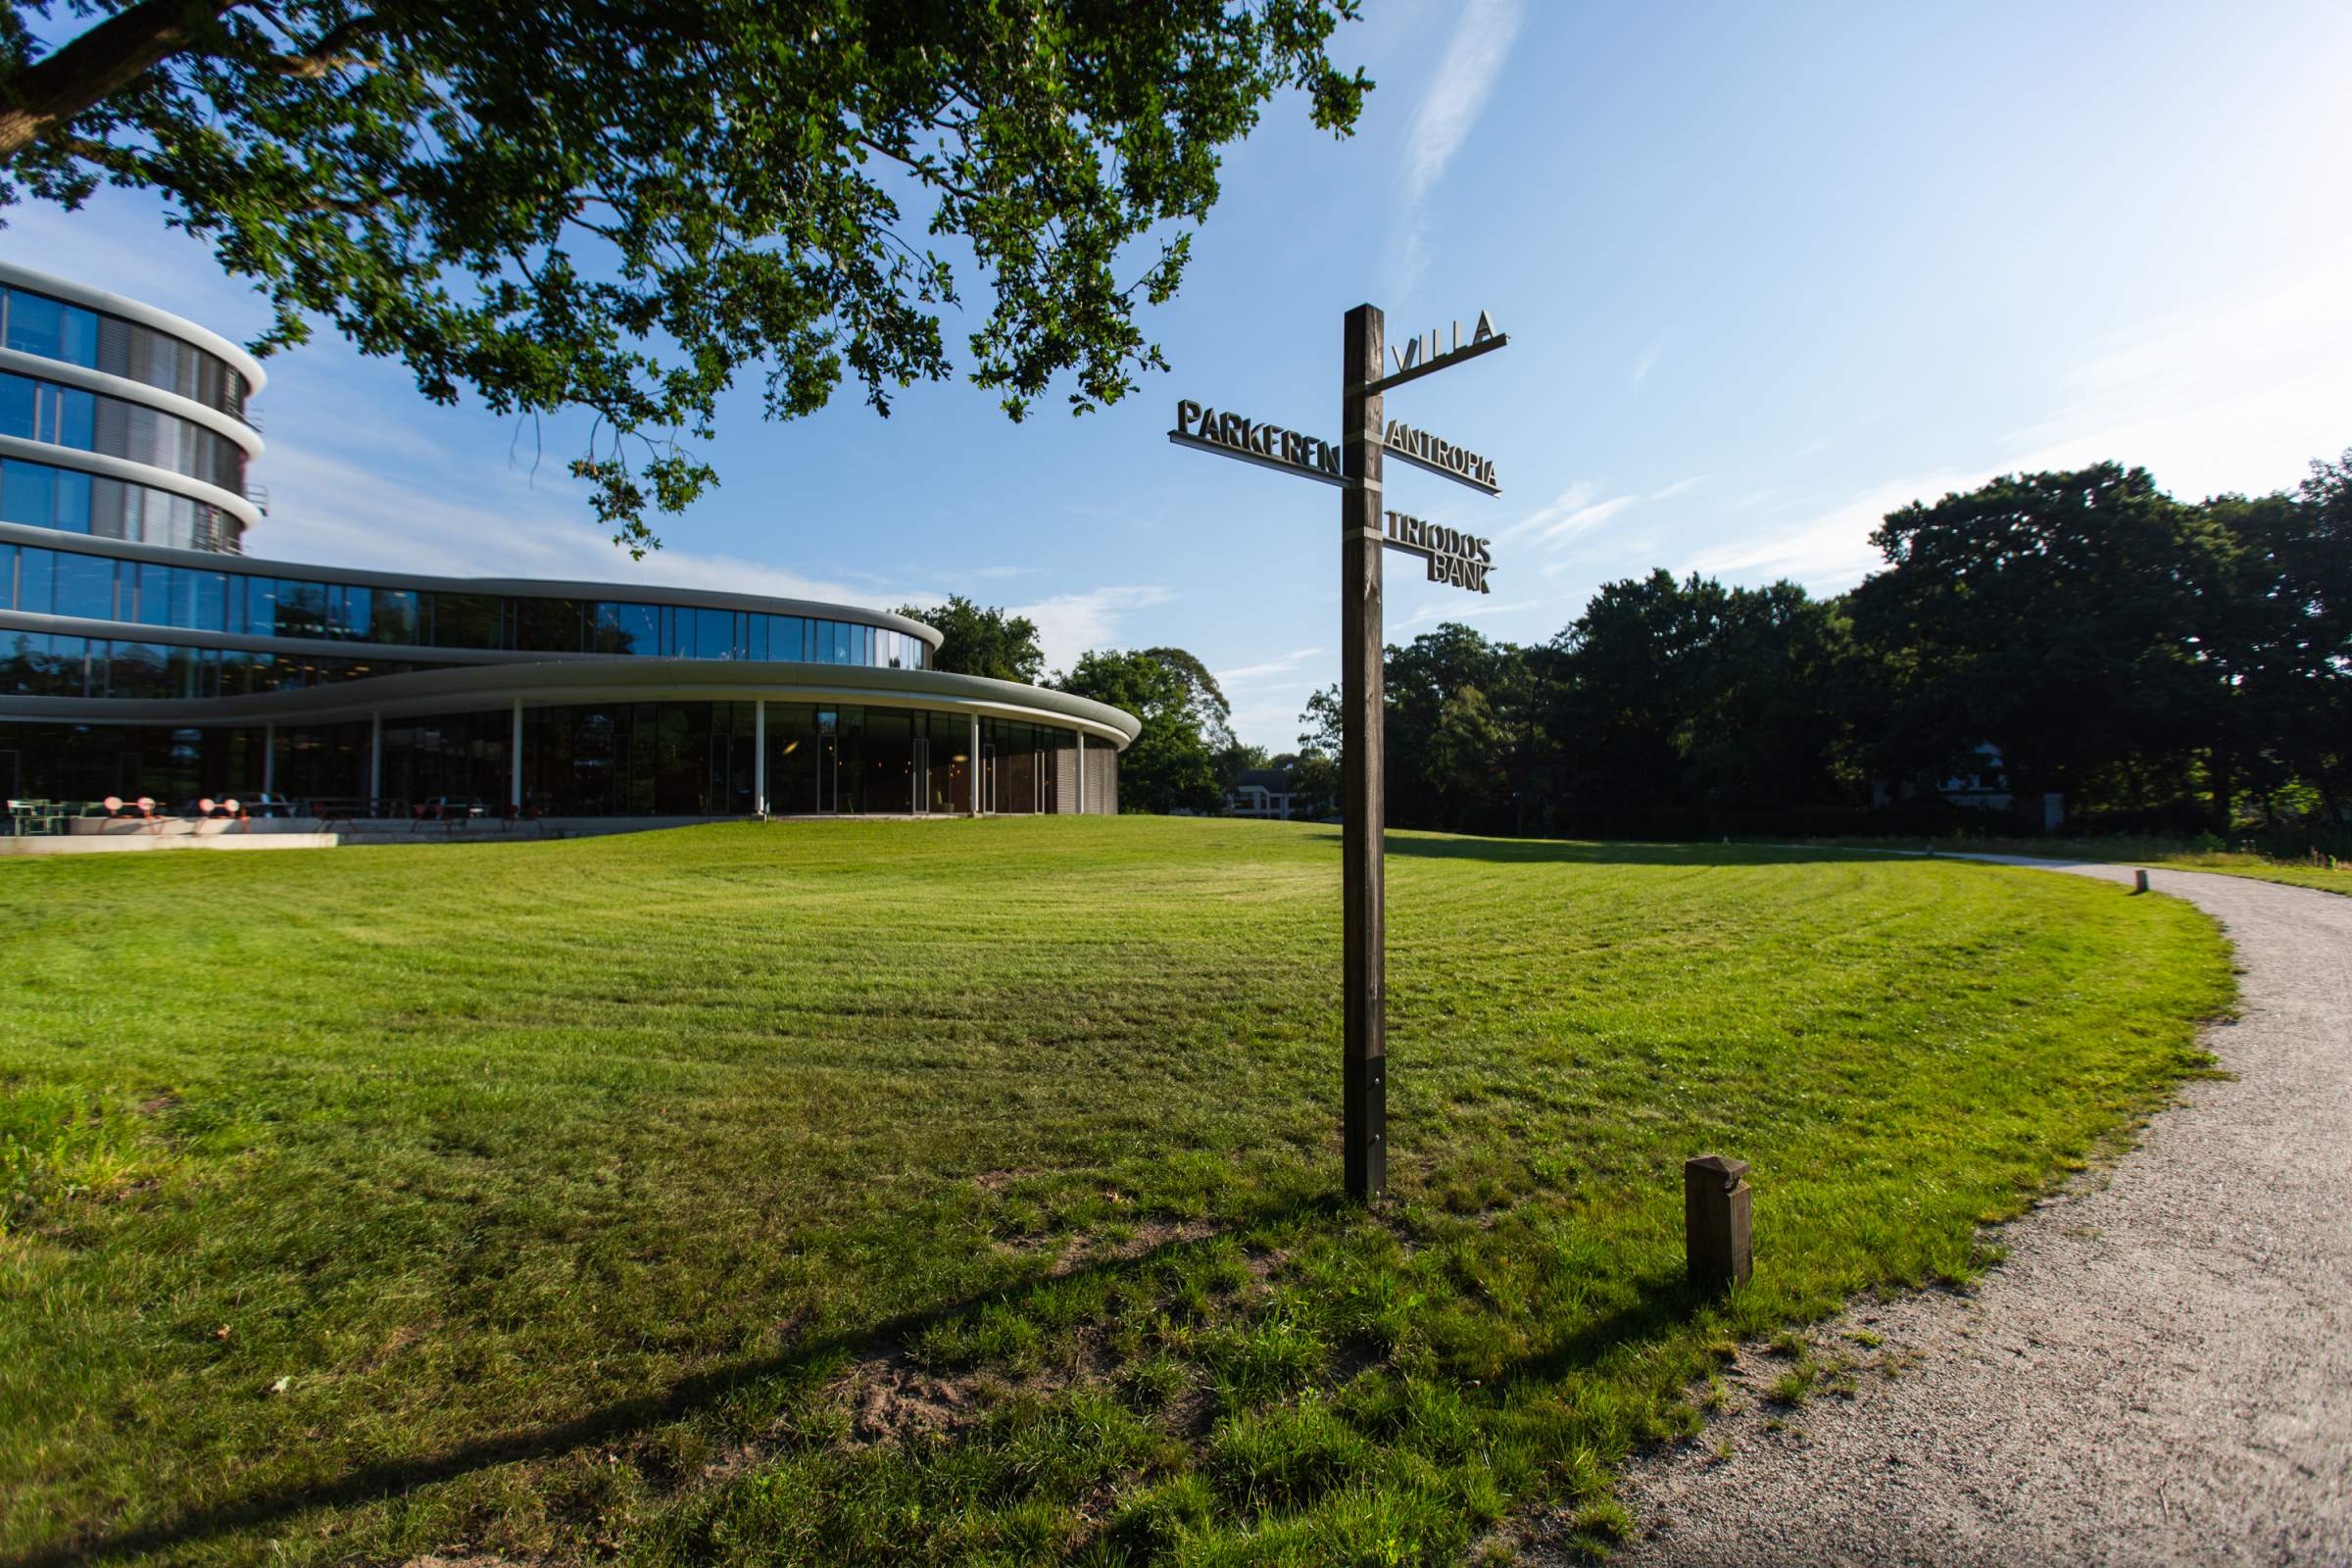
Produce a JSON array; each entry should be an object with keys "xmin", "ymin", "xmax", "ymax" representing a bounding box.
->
[{"xmin": 0, "ymin": 818, "xmax": 2230, "ymax": 1564}]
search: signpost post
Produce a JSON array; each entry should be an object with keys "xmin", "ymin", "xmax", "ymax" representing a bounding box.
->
[
  {"xmin": 1340, "ymin": 305, "xmax": 1387, "ymax": 1201},
  {"xmin": 1169, "ymin": 302, "xmax": 1507, "ymax": 1201}
]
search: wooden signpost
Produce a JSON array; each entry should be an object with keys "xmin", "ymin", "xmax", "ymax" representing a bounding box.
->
[{"xmin": 1169, "ymin": 303, "xmax": 1508, "ymax": 1200}]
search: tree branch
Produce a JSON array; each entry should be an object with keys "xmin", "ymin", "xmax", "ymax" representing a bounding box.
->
[
  {"xmin": 266, "ymin": 13, "xmax": 384, "ymax": 78},
  {"xmin": 0, "ymin": 0, "xmax": 242, "ymax": 161}
]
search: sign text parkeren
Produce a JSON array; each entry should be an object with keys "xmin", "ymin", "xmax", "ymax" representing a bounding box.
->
[{"xmin": 1171, "ymin": 400, "xmax": 1343, "ymax": 480}]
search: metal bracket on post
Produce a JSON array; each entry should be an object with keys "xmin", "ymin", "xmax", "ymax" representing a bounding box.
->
[{"xmin": 1684, "ymin": 1153, "xmax": 1753, "ymax": 1291}]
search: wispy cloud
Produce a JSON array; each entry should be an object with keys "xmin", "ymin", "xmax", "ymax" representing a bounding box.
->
[
  {"xmin": 1216, "ymin": 646, "xmax": 1325, "ymax": 686},
  {"xmin": 1397, "ymin": 594, "xmax": 1546, "ymax": 630},
  {"xmin": 254, "ymin": 447, "xmax": 924, "ymax": 609},
  {"xmin": 1532, "ymin": 495, "xmax": 1638, "ymax": 545},
  {"xmin": 1388, "ymin": 0, "xmax": 1523, "ymax": 299},
  {"xmin": 1633, "ymin": 338, "xmax": 1665, "ymax": 385},
  {"xmin": 1014, "ymin": 586, "xmax": 1179, "ymax": 671},
  {"xmin": 1231, "ymin": 697, "xmax": 1324, "ymax": 749},
  {"xmin": 1402, "ymin": 0, "xmax": 1523, "ymax": 204},
  {"xmin": 1683, "ymin": 469, "xmax": 1980, "ymax": 588},
  {"xmin": 1495, "ymin": 481, "xmax": 1595, "ymax": 540},
  {"xmin": 2, "ymin": 202, "xmax": 264, "ymax": 342},
  {"xmin": 1688, "ymin": 244, "xmax": 2352, "ymax": 595},
  {"xmin": 1648, "ymin": 474, "xmax": 1706, "ymax": 501}
]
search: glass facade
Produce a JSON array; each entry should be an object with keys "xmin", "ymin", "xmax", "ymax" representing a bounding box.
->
[
  {"xmin": 1, "ymin": 630, "xmax": 417, "ymax": 700},
  {"xmin": 0, "ymin": 277, "xmax": 1118, "ymax": 818},
  {"xmin": 2, "ymin": 282, "xmax": 249, "ymax": 418},
  {"xmin": 0, "ymin": 720, "xmax": 260, "ymax": 806},
  {"xmin": 0, "ymin": 369, "xmax": 248, "ymax": 494},
  {"xmin": 522, "ymin": 702, "xmax": 762, "ymax": 815},
  {"xmin": 0, "ymin": 704, "xmax": 1093, "ymax": 816},
  {"xmin": 0, "ymin": 541, "xmax": 929, "ymax": 670},
  {"xmin": 0, "ymin": 458, "xmax": 241, "ymax": 551}
]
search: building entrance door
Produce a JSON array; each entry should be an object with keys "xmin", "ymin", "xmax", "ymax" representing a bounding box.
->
[
  {"xmin": 911, "ymin": 738, "xmax": 930, "ymax": 814},
  {"xmin": 981, "ymin": 743, "xmax": 998, "ymax": 813}
]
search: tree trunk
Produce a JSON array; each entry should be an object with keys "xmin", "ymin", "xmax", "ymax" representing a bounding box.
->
[
  {"xmin": 2209, "ymin": 748, "xmax": 2234, "ymax": 837},
  {"xmin": 0, "ymin": 0, "xmax": 237, "ymax": 162}
]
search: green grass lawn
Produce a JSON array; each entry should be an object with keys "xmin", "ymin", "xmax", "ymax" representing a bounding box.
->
[
  {"xmin": 0, "ymin": 819, "xmax": 2231, "ymax": 1566},
  {"xmin": 1803, "ymin": 834, "xmax": 2352, "ymax": 897}
]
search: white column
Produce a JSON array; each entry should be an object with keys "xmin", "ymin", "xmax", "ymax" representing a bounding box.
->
[
  {"xmin": 368, "ymin": 712, "xmax": 382, "ymax": 808},
  {"xmin": 1076, "ymin": 732, "xmax": 1085, "ymax": 814},
  {"xmin": 754, "ymin": 699, "xmax": 767, "ymax": 817},
  {"xmin": 262, "ymin": 722, "xmax": 275, "ymax": 794},
  {"xmin": 509, "ymin": 698, "xmax": 523, "ymax": 809},
  {"xmin": 969, "ymin": 715, "xmax": 981, "ymax": 815}
]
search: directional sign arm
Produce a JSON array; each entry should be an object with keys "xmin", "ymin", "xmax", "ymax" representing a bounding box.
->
[
  {"xmin": 1166, "ymin": 429, "xmax": 1349, "ymax": 488},
  {"xmin": 1357, "ymin": 332, "xmax": 1509, "ymax": 397}
]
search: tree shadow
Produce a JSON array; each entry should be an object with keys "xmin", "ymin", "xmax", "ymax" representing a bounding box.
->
[
  {"xmin": 1308, "ymin": 831, "xmax": 1918, "ymax": 869},
  {"xmin": 1493, "ymin": 1269, "xmax": 1710, "ymax": 1396},
  {"xmin": 13, "ymin": 1192, "xmax": 1343, "ymax": 1568}
]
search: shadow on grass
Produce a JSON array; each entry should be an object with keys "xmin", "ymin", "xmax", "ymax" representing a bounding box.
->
[
  {"xmin": 11, "ymin": 1194, "xmax": 1345, "ymax": 1568},
  {"xmin": 1496, "ymin": 1269, "xmax": 1709, "ymax": 1395},
  {"xmin": 17, "ymin": 1195, "xmax": 1726, "ymax": 1568},
  {"xmin": 1308, "ymin": 832, "xmax": 1915, "ymax": 870}
]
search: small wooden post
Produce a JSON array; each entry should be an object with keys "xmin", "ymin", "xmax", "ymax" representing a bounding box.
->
[
  {"xmin": 1685, "ymin": 1153, "xmax": 1752, "ymax": 1290},
  {"xmin": 2134, "ymin": 868, "xmax": 2150, "ymax": 894}
]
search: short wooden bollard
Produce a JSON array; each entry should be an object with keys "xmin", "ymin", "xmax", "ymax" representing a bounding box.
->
[
  {"xmin": 1684, "ymin": 1153, "xmax": 1752, "ymax": 1291},
  {"xmin": 2134, "ymin": 868, "xmax": 2151, "ymax": 894}
]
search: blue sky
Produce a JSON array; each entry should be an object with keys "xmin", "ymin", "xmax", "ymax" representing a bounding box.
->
[{"xmin": 11, "ymin": 0, "xmax": 2351, "ymax": 748}]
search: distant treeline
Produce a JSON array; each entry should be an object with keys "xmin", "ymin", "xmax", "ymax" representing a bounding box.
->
[
  {"xmin": 1272, "ymin": 454, "xmax": 2351, "ymax": 846},
  {"xmin": 906, "ymin": 454, "xmax": 2348, "ymax": 845}
]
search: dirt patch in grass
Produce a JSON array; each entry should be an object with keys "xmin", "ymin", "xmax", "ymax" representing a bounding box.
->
[
  {"xmin": 844, "ymin": 1349, "xmax": 985, "ymax": 1446},
  {"xmin": 993, "ymin": 1216, "xmax": 1221, "ymax": 1275}
]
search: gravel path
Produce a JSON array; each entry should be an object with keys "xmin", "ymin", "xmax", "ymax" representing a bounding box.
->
[{"xmin": 1552, "ymin": 859, "xmax": 2352, "ymax": 1568}]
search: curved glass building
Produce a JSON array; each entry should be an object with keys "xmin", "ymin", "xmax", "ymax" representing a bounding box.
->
[{"xmin": 0, "ymin": 262, "xmax": 1133, "ymax": 815}]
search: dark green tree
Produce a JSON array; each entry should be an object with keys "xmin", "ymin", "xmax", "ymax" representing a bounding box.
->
[
  {"xmin": 3, "ymin": 1, "xmax": 1370, "ymax": 550},
  {"xmin": 1213, "ymin": 739, "xmax": 1273, "ymax": 798},
  {"xmin": 894, "ymin": 595, "xmax": 1043, "ymax": 684},
  {"xmin": 1544, "ymin": 572, "xmax": 1855, "ymax": 824},
  {"xmin": 1285, "ymin": 749, "xmax": 1340, "ymax": 819},
  {"xmin": 1848, "ymin": 464, "xmax": 2232, "ymax": 820},
  {"xmin": 1383, "ymin": 622, "xmax": 1531, "ymax": 834},
  {"xmin": 2208, "ymin": 451, "xmax": 2352, "ymax": 824},
  {"xmin": 2285, "ymin": 452, "xmax": 2352, "ymax": 820},
  {"xmin": 1143, "ymin": 645, "xmax": 1236, "ymax": 750},
  {"xmin": 1054, "ymin": 647, "xmax": 1220, "ymax": 813},
  {"xmin": 1295, "ymin": 626, "xmax": 1552, "ymax": 834}
]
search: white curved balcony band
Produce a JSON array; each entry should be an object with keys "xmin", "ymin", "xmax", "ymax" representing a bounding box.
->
[
  {"xmin": 0, "ymin": 349, "xmax": 265, "ymax": 458},
  {"xmin": 0, "ymin": 656, "xmax": 1144, "ymax": 749},
  {"xmin": 0, "ymin": 261, "xmax": 268, "ymax": 395},
  {"xmin": 0, "ymin": 435, "xmax": 264, "ymax": 533}
]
